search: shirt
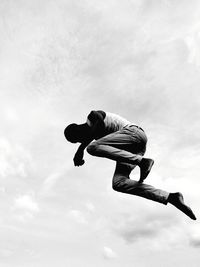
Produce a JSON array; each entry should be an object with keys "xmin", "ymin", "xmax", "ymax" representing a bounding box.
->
[
  {"xmin": 103, "ymin": 112, "xmax": 131, "ymax": 135},
  {"xmin": 87, "ymin": 111, "xmax": 132, "ymax": 137}
]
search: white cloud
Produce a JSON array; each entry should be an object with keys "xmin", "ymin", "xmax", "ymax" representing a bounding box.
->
[
  {"xmin": 41, "ymin": 164, "xmax": 72, "ymax": 196},
  {"xmin": 111, "ymin": 210, "xmax": 183, "ymax": 248},
  {"xmin": 15, "ymin": 211, "xmax": 34, "ymax": 223},
  {"xmin": 0, "ymin": 187, "xmax": 6, "ymax": 194},
  {"xmin": 0, "ymin": 248, "xmax": 13, "ymax": 258},
  {"xmin": 14, "ymin": 194, "xmax": 39, "ymax": 212},
  {"xmin": 41, "ymin": 172, "xmax": 62, "ymax": 196},
  {"xmin": 102, "ymin": 246, "xmax": 117, "ymax": 260},
  {"xmin": 0, "ymin": 138, "xmax": 32, "ymax": 178},
  {"xmin": 185, "ymin": 29, "xmax": 200, "ymax": 66},
  {"xmin": 3, "ymin": 106, "xmax": 19, "ymax": 123},
  {"xmin": 85, "ymin": 201, "xmax": 95, "ymax": 212},
  {"xmin": 13, "ymin": 194, "xmax": 39, "ymax": 223},
  {"xmin": 68, "ymin": 209, "xmax": 88, "ymax": 224},
  {"xmin": 188, "ymin": 222, "xmax": 200, "ymax": 248}
]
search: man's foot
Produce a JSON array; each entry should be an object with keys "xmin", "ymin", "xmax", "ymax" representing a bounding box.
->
[
  {"xmin": 168, "ymin": 192, "xmax": 196, "ymax": 220},
  {"xmin": 138, "ymin": 158, "xmax": 154, "ymax": 183}
]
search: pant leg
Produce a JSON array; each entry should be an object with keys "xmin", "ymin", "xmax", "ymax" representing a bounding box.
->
[
  {"xmin": 112, "ymin": 162, "xmax": 169, "ymax": 204},
  {"xmin": 87, "ymin": 126, "xmax": 146, "ymax": 165}
]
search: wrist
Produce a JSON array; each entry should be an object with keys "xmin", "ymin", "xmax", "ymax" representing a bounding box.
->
[{"xmin": 79, "ymin": 144, "xmax": 85, "ymax": 151}]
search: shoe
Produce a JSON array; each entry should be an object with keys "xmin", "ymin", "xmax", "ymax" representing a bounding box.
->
[
  {"xmin": 138, "ymin": 158, "xmax": 154, "ymax": 183},
  {"xmin": 168, "ymin": 192, "xmax": 196, "ymax": 220}
]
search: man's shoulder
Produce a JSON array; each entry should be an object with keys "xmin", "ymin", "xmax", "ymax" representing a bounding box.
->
[
  {"xmin": 96, "ymin": 110, "xmax": 106, "ymax": 118},
  {"xmin": 87, "ymin": 110, "xmax": 106, "ymax": 121}
]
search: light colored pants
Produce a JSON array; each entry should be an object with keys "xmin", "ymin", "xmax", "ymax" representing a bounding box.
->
[{"xmin": 87, "ymin": 125, "xmax": 169, "ymax": 204}]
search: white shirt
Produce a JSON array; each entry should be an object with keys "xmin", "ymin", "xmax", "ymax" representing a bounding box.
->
[{"xmin": 103, "ymin": 112, "xmax": 131, "ymax": 134}]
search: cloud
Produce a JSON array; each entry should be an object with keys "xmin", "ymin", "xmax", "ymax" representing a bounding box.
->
[
  {"xmin": 14, "ymin": 194, "xmax": 39, "ymax": 212},
  {"xmin": 0, "ymin": 138, "xmax": 32, "ymax": 178},
  {"xmin": 13, "ymin": 194, "xmax": 40, "ymax": 223},
  {"xmin": 0, "ymin": 248, "xmax": 13, "ymax": 258},
  {"xmin": 41, "ymin": 170, "xmax": 64, "ymax": 196},
  {"xmin": 188, "ymin": 223, "xmax": 200, "ymax": 248},
  {"xmin": 185, "ymin": 31, "xmax": 200, "ymax": 67},
  {"xmin": 112, "ymin": 212, "xmax": 179, "ymax": 244},
  {"xmin": 102, "ymin": 246, "xmax": 117, "ymax": 260},
  {"xmin": 85, "ymin": 201, "xmax": 95, "ymax": 213},
  {"xmin": 115, "ymin": 218, "xmax": 158, "ymax": 243},
  {"xmin": 15, "ymin": 211, "xmax": 35, "ymax": 223},
  {"xmin": 42, "ymin": 173, "xmax": 60, "ymax": 194},
  {"xmin": 190, "ymin": 238, "xmax": 200, "ymax": 248},
  {"xmin": 68, "ymin": 209, "xmax": 88, "ymax": 224}
]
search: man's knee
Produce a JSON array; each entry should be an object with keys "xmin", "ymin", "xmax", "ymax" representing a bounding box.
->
[
  {"xmin": 112, "ymin": 178, "xmax": 126, "ymax": 193},
  {"xmin": 112, "ymin": 181, "xmax": 121, "ymax": 192},
  {"xmin": 112, "ymin": 177, "xmax": 138, "ymax": 193},
  {"xmin": 86, "ymin": 142, "xmax": 98, "ymax": 155}
]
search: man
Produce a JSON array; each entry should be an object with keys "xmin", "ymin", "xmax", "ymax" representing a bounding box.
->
[{"xmin": 64, "ymin": 110, "xmax": 196, "ymax": 220}]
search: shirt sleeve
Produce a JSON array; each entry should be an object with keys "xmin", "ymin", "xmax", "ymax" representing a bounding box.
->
[
  {"xmin": 87, "ymin": 110, "xmax": 105, "ymax": 125},
  {"xmin": 87, "ymin": 111, "xmax": 97, "ymax": 124}
]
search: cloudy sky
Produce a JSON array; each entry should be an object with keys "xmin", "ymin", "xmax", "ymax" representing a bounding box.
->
[{"xmin": 0, "ymin": 0, "xmax": 200, "ymax": 266}]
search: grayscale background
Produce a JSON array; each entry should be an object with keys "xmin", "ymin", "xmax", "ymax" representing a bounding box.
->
[{"xmin": 0, "ymin": 0, "xmax": 199, "ymax": 266}]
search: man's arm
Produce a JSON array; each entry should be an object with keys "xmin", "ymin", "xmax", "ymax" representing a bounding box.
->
[
  {"xmin": 80, "ymin": 110, "xmax": 105, "ymax": 148},
  {"xmin": 73, "ymin": 110, "xmax": 105, "ymax": 166}
]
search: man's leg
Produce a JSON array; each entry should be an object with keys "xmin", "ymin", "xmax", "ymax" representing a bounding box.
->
[
  {"xmin": 87, "ymin": 131, "xmax": 143, "ymax": 164},
  {"xmin": 112, "ymin": 162, "xmax": 169, "ymax": 204},
  {"xmin": 112, "ymin": 162, "xmax": 196, "ymax": 220},
  {"xmin": 87, "ymin": 127, "xmax": 153, "ymax": 181}
]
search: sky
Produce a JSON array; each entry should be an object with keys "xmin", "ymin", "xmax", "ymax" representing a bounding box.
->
[{"xmin": 0, "ymin": 0, "xmax": 200, "ymax": 266}]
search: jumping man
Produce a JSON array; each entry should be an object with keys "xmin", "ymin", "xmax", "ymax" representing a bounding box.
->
[{"xmin": 64, "ymin": 110, "xmax": 196, "ymax": 220}]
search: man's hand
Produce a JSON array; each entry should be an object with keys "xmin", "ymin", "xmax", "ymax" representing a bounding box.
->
[{"xmin": 73, "ymin": 150, "xmax": 85, "ymax": 167}]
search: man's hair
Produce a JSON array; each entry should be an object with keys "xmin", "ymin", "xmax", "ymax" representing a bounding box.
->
[{"xmin": 64, "ymin": 123, "xmax": 79, "ymax": 143}]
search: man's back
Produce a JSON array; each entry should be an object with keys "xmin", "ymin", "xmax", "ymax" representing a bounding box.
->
[
  {"xmin": 103, "ymin": 112, "xmax": 131, "ymax": 135},
  {"xmin": 87, "ymin": 110, "xmax": 132, "ymax": 138}
]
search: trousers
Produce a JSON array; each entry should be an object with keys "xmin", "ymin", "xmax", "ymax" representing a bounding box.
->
[{"xmin": 87, "ymin": 125, "xmax": 169, "ymax": 204}]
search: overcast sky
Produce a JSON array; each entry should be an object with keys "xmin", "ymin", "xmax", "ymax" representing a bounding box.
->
[{"xmin": 0, "ymin": 0, "xmax": 200, "ymax": 266}]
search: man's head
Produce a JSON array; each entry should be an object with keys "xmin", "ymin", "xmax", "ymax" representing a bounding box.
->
[{"xmin": 64, "ymin": 123, "xmax": 90, "ymax": 143}]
